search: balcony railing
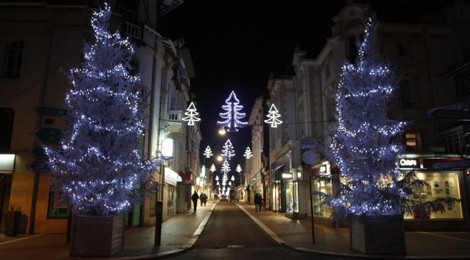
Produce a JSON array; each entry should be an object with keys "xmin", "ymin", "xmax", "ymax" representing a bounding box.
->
[{"xmin": 124, "ymin": 21, "xmax": 142, "ymax": 42}]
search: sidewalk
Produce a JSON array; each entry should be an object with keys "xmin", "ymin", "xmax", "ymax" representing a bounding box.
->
[
  {"xmin": 1, "ymin": 199, "xmax": 470, "ymax": 259},
  {"xmin": 237, "ymin": 201, "xmax": 470, "ymax": 259},
  {"xmin": 0, "ymin": 200, "xmax": 217, "ymax": 260}
]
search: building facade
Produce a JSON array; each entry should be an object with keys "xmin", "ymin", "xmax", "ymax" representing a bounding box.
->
[
  {"xmin": 266, "ymin": 1, "xmax": 470, "ymax": 230},
  {"xmin": 0, "ymin": 1, "xmax": 200, "ymax": 234}
]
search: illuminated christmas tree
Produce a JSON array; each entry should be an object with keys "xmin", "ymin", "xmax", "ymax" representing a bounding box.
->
[
  {"xmin": 46, "ymin": 3, "xmax": 159, "ymax": 216},
  {"xmin": 182, "ymin": 101, "xmax": 201, "ymax": 125},
  {"xmin": 217, "ymin": 90, "xmax": 248, "ymax": 132},
  {"xmin": 203, "ymin": 145, "xmax": 213, "ymax": 158},
  {"xmin": 221, "ymin": 139, "xmax": 235, "ymax": 160},
  {"xmin": 328, "ymin": 18, "xmax": 408, "ymax": 217},
  {"xmin": 264, "ymin": 104, "xmax": 282, "ymax": 128},
  {"xmin": 243, "ymin": 146, "xmax": 253, "ymax": 159}
]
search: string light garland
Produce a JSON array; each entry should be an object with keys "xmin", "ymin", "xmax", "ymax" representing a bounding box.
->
[{"xmin": 45, "ymin": 2, "xmax": 159, "ymax": 216}]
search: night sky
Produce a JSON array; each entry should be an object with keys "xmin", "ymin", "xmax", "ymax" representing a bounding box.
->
[{"xmin": 158, "ymin": 0, "xmax": 451, "ymax": 174}]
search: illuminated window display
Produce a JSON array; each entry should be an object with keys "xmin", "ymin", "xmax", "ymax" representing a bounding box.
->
[
  {"xmin": 404, "ymin": 171, "xmax": 463, "ymax": 219},
  {"xmin": 313, "ymin": 179, "xmax": 333, "ymax": 218}
]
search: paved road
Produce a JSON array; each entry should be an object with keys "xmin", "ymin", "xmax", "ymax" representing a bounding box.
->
[{"xmin": 168, "ymin": 201, "xmax": 345, "ymax": 260}]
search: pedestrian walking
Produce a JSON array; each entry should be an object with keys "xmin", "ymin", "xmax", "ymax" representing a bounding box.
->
[
  {"xmin": 200, "ymin": 193, "xmax": 208, "ymax": 206},
  {"xmin": 254, "ymin": 192, "xmax": 263, "ymax": 212},
  {"xmin": 191, "ymin": 191, "xmax": 199, "ymax": 212}
]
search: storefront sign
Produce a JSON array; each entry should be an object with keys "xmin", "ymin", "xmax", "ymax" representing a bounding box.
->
[
  {"xmin": 281, "ymin": 173, "xmax": 293, "ymax": 179},
  {"xmin": 398, "ymin": 158, "xmax": 419, "ymax": 168},
  {"xmin": 165, "ymin": 168, "xmax": 182, "ymax": 186}
]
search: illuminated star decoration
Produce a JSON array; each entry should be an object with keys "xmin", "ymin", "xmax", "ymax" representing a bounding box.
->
[
  {"xmin": 182, "ymin": 102, "xmax": 201, "ymax": 125},
  {"xmin": 264, "ymin": 104, "xmax": 283, "ymax": 128},
  {"xmin": 203, "ymin": 145, "xmax": 213, "ymax": 159},
  {"xmin": 217, "ymin": 91, "xmax": 248, "ymax": 132},
  {"xmin": 243, "ymin": 147, "xmax": 253, "ymax": 159}
]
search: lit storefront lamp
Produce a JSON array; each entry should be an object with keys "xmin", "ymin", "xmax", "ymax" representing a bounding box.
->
[
  {"xmin": 0, "ymin": 154, "xmax": 15, "ymax": 174},
  {"xmin": 161, "ymin": 138, "xmax": 174, "ymax": 160}
]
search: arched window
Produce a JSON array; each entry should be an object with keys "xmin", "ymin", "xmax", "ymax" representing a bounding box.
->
[{"xmin": 0, "ymin": 108, "xmax": 14, "ymax": 151}]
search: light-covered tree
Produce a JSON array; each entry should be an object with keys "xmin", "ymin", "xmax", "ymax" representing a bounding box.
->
[
  {"xmin": 328, "ymin": 18, "xmax": 408, "ymax": 217},
  {"xmin": 46, "ymin": 3, "xmax": 159, "ymax": 216}
]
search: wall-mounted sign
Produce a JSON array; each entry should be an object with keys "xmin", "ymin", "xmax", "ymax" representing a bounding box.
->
[{"xmin": 398, "ymin": 158, "xmax": 419, "ymax": 168}]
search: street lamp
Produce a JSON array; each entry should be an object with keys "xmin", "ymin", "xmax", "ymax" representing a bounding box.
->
[{"xmin": 155, "ymin": 138, "xmax": 173, "ymax": 247}]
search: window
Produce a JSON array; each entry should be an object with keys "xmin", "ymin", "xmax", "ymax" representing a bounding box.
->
[
  {"xmin": 400, "ymin": 79, "xmax": 415, "ymax": 108},
  {"xmin": 47, "ymin": 191, "xmax": 69, "ymax": 218},
  {"xmin": 454, "ymin": 71, "xmax": 470, "ymax": 99},
  {"xmin": 403, "ymin": 171, "xmax": 463, "ymax": 220},
  {"xmin": 0, "ymin": 108, "xmax": 14, "ymax": 151},
  {"xmin": 398, "ymin": 42, "xmax": 410, "ymax": 56},
  {"xmin": 443, "ymin": 131, "xmax": 464, "ymax": 154},
  {"xmin": 405, "ymin": 132, "xmax": 421, "ymax": 152},
  {"xmin": 1, "ymin": 40, "xmax": 24, "ymax": 78}
]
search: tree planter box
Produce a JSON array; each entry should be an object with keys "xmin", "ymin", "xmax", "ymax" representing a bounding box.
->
[
  {"xmin": 350, "ymin": 214, "xmax": 406, "ymax": 255},
  {"xmin": 70, "ymin": 215, "xmax": 124, "ymax": 257}
]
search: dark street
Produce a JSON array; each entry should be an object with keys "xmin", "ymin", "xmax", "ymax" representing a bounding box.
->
[{"xmin": 167, "ymin": 201, "xmax": 345, "ymax": 260}]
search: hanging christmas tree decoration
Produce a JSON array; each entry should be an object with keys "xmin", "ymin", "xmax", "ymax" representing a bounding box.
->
[
  {"xmin": 264, "ymin": 104, "xmax": 283, "ymax": 128},
  {"xmin": 243, "ymin": 146, "xmax": 253, "ymax": 159},
  {"xmin": 210, "ymin": 164, "xmax": 216, "ymax": 172},
  {"xmin": 182, "ymin": 101, "xmax": 201, "ymax": 125},
  {"xmin": 328, "ymin": 17, "xmax": 408, "ymax": 217},
  {"xmin": 221, "ymin": 159, "xmax": 231, "ymax": 173},
  {"xmin": 45, "ymin": 2, "xmax": 159, "ymax": 216},
  {"xmin": 217, "ymin": 90, "xmax": 248, "ymax": 132},
  {"xmin": 236, "ymin": 164, "xmax": 242, "ymax": 173},
  {"xmin": 203, "ymin": 145, "xmax": 213, "ymax": 159},
  {"xmin": 221, "ymin": 139, "xmax": 235, "ymax": 160}
]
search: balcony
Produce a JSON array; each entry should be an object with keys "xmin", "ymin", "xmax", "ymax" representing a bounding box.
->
[{"xmin": 165, "ymin": 110, "xmax": 184, "ymax": 133}]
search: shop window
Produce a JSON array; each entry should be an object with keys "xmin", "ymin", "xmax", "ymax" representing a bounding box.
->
[
  {"xmin": 47, "ymin": 191, "xmax": 69, "ymax": 218},
  {"xmin": 0, "ymin": 108, "xmax": 14, "ymax": 151},
  {"xmin": 403, "ymin": 171, "xmax": 463, "ymax": 220},
  {"xmin": 313, "ymin": 177, "xmax": 333, "ymax": 218},
  {"xmin": 1, "ymin": 40, "xmax": 24, "ymax": 78},
  {"xmin": 405, "ymin": 132, "xmax": 421, "ymax": 152}
]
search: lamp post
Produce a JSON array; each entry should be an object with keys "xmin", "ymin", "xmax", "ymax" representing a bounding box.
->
[{"xmin": 154, "ymin": 138, "xmax": 173, "ymax": 247}]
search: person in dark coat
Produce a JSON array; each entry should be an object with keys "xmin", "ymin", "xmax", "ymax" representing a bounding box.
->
[
  {"xmin": 254, "ymin": 192, "xmax": 263, "ymax": 212},
  {"xmin": 200, "ymin": 193, "xmax": 208, "ymax": 206},
  {"xmin": 191, "ymin": 191, "xmax": 199, "ymax": 212}
]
